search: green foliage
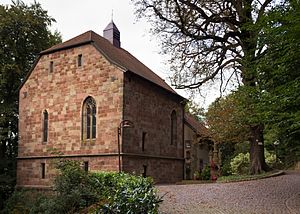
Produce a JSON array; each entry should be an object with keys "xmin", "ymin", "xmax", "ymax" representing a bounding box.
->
[
  {"xmin": 219, "ymin": 142, "xmax": 235, "ymax": 163},
  {"xmin": 94, "ymin": 172, "xmax": 162, "ymax": 214},
  {"xmin": 254, "ymin": 0, "xmax": 300, "ymax": 165},
  {"xmin": 43, "ymin": 160, "xmax": 100, "ymax": 213},
  {"xmin": 220, "ymin": 161, "xmax": 232, "ymax": 177},
  {"xmin": 218, "ymin": 171, "xmax": 274, "ymax": 183},
  {"xmin": 1, "ymin": 189, "xmax": 47, "ymax": 214},
  {"xmin": 200, "ymin": 165, "xmax": 211, "ymax": 181},
  {"xmin": 206, "ymin": 94, "xmax": 250, "ymax": 144},
  {"xmin": 0, "ymin": 159, "xmax": 16, "ymax": 209},
  {"xmin": 218, "ymin": 142, "xmax": 250, "ymax": 176},
  {"xmin": 134, "ymin": 0, "xmax": 299, "ymax": 173},
  {"xmin": 0, "ymin": 0, "xmax": 61, "ymax": 208},
  {"xmin": 228, "ymin": 149, "xmax": 278, "ymax": 176},
  {"xmin": 3, "ymin": 160, "xmax": 162, "ymax": 214},
  {"xmin": 230, "ymin": 153, "xmax": 250, "ymax": 175},
  {"xmin": 218, "ymin": 142, "xmax": 234, "ymax": 177},
  {"xmin": 234, "ymin": 142, "xmax": 250, "ymax": 155},
  {"xmin": 265, "ymin": 150, "xmax": 277, "ymax": 168}
]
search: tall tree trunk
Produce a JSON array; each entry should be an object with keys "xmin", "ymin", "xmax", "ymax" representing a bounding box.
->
[
  {"xmin": 0, "ymin": 141, "xmax": 6, "ymax": 159},
  {"xmin": 249, "ymin": 124, "xmax": 270, "ymax": 174}
]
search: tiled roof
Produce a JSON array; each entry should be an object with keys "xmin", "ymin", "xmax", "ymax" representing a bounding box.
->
[
  {"xmin": 41, "ymin": 30, "xmax": 179, "ymax": 96},
  {"xmin": 184, "ymin": 113, "xmax": 211, "ymax": 138}
]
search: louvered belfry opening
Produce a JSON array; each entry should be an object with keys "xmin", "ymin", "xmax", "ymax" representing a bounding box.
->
[{"xmin": 103, "ymin": 21, "xmax": 121, "ymax": 48}]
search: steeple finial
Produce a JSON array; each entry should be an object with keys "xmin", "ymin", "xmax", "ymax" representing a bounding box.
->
[{"xmin": 111, "ymin": 9, "xmax": 114, "ymax": 22}]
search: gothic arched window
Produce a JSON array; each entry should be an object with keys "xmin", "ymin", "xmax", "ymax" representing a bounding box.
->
[
  {"xmin": 82, "ymin": 97, "xmax": 96, "ymax": 143},
  {"xmin": 171, "ymin": 110, "xmax": 177, "ymax": 145}
]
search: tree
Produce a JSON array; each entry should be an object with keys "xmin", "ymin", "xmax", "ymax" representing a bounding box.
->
[
  {"xmin": 206, "ymin": 89, "xmax": 271, "ymax": 173},
  {"xmin": 256, "ymin": 0, "xmax": 300, "ymax": 165},
  {"xmin": 206, "ymin": 94, "xmax": 248, "ymax": 144},
  {"xmin": 0, "ymin": 0, "xmax": 61, "ymax": 207},
  {"xmin": 133, "ymin": 0, "xmax": 286, "ymax": 174},
  {"xmin": 184, "ymin": 101, "xmax": 205, "ymax": 121},
  {"xmin": 207, "ymin": 0, "xmax": 300, "ymax": 168}
]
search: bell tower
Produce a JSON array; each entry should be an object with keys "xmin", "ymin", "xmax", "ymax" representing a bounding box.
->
[{"xmin": 103, "ymin": 21, "xmax": 121, "ymax": 48}]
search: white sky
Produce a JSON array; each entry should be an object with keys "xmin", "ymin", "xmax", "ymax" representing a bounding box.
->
[{"xmin": 1, "ymin": 0, "xmax": 220, "ymax": 108}]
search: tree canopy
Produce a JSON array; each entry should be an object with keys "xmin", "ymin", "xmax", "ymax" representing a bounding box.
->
[
  {"xmin": 206, "ymin": 94, "xmax": 249, "ymax": 144},
  {"xmin": 206, "ymin": 0, "xmax": 300, "ymax": 167},
  {"xmin": 0, "ymin": 0, "xmax": 61, "ymax": 207},
  {"xmin": 256, "ymin": 0, "xmax": 300, "ymax": 163},
  {"xmin": 133, "ymin": 0, "xmax": 299, "ymax": 173},
  {"xmin": 133, "ymin": 0, "xmax": 278, "ymax": 90}
]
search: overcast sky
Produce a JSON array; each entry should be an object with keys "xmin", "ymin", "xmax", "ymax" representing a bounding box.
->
[{"xmin": 1, "ymin": 0, "xmax": 220, "ymax": 108}]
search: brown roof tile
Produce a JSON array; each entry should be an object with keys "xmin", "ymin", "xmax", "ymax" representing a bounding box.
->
[
  {"xmin": 41, "ymin": 30, "xmax": 179, "ymax": 96},
  {"xmin": 184, "ymin": 113, "xmax": 211, "ymax": 138}
]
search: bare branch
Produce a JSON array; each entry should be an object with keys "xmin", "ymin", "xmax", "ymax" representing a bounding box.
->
[
  {"xmin": 174, "ymin": 58, "xmax": 239, "ymax": 89},
  {"xmin": 257, "ymin": 0, "xmax": 272, "ymax": 23},
  {"xmin": 133, "ymin": 0, "xmax": 279, "ymax": 92}
]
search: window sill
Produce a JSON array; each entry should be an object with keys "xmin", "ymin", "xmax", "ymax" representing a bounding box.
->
[{"xmin": 81, "ymin": 138, "xmax": 96, "ymax": 146}]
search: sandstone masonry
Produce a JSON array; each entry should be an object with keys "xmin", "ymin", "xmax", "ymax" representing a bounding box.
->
[{"xmin": 17, "ymin": 22, "xmax": 185, "ymax": 187}]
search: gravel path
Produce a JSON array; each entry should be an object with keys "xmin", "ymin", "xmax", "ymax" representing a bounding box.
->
[{"xmin": 157, "ymin": 171, "xmax": 300, "ymax": 214}]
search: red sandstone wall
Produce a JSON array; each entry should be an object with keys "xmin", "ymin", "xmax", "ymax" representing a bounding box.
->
[
  {"xmin": 122, "ymin": 72, "xmax": 184, "ymax": 183},
  {"xmin": 16, "ymin": 157, "xmax": 119, "ymax": 187},
  {"xmin": 123, "ymin": 157, "xmax": 183, "ymax": 183},
  {"xmin": 18, "ymin": 44, "xmax": 123, "ymax": 187}
]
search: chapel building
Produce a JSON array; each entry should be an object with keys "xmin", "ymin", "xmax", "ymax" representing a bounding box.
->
[{"xmin": 17, "ymin": 22, "xmax": 186, "ymax": 187}]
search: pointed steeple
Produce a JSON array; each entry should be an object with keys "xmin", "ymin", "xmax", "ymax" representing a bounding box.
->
[{"xmin": 103, "ymin": 21, "xmax": 121, "ymax": 48}]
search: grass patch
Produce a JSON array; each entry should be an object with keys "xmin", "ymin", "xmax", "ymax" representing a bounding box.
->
[
  {"xmin": 176, "ymin": 180, "xmax": 213, "ymax": 185},
  {"xmin": 217, "ymin": 171, "xmax": 282, "ymax": 183}
]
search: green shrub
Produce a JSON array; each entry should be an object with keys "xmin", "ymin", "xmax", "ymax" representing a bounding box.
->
[
  {"xmin": 200, "ymin": 165, "xmax": 211, "ymax": 180},
  {"xmin": 0, "ymin": 159, "xmax": 16, "ymax": 210},
  {"xmin": 230, "ymin": 153, "xmax": 250, "ymax": 175},
  {"xmin": 1, "ymin": 190, "xmax": 29, "ymax": 214},
  {"xmin": 31, "ymin": 160, "xmax": 101, "ymax": 214},
  {"xmin": 265, "ymin": 150, "xmax": 277, "ymax": 167},
  {"xmin": 1, "ymin": 189, "xmax": 47, "ymax": 214},
  {"xmin": 221, "ymin": 161, "xmax": 232, "ymax": 176},
  {"xmin": 3, "ymin": 160, "xmax": 162, "ymax": 214},
  {"xmin": 93, "ymin": 172, "xmax": 162, "ymax": 214}
]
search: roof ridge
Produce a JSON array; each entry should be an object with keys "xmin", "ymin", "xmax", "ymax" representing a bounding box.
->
[
  {"xmin": 88, "ymin": 32, "xmax": 178, "ymax": 94},
  {"xmin": 184, "ymin": 113, "xmax": 211, "ymax": 137},
  {"xmin": 184, "ymin": 113, "xmax": 204, "ymax": 128},
  {"xmin": 41, "ymin": 30, "xmax": 94, "ymax": 54},
  {"xmin": 120, "ymin": 48, "xmax": 167, "ymax": 82},
  {"xmin": 89, "ymin": 30, "xmax": 101, "ymax": 38}
]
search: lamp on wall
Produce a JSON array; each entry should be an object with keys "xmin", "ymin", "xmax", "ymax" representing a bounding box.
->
[{"xmin": 117, "ymin": 120, "xmax": 134, "ymax": 173}]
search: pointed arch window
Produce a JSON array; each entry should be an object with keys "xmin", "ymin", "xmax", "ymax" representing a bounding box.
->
[
  {"xmin": 171, "ymin": 110, "xmax": 177, "ymax": 145},
  {"xmin": 82, "ymin": 97, "xmax": 96, "ymax": 143},
  {"xmin": 43, "ymin": 110, "xmax": 48, "ymax": 143}
]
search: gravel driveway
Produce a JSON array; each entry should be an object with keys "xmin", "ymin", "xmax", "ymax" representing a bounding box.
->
[{"xmin": 157, "ymin": 171, "xmax": 300, "ymax": 214}]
